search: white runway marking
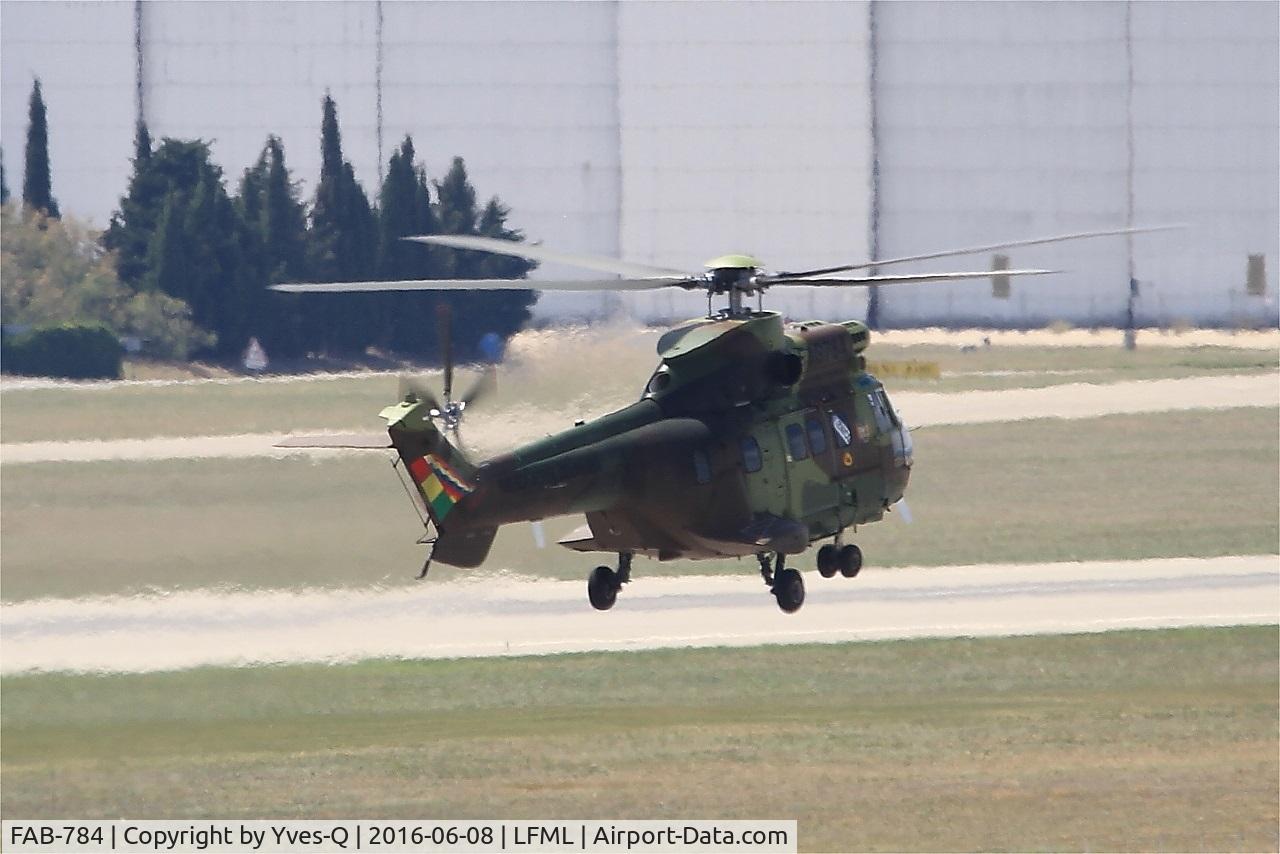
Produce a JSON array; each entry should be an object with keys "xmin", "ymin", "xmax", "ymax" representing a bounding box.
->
[
  {"xmin": 2, "ymin": 556, "xmax": 1275, "ymax": 674},
  {"xmin": 3, "ymin": 373, "xmax": 1276, "ymax": 465}
]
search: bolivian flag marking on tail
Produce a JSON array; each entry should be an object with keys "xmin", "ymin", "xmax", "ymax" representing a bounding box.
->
[{"xmin": 407, "ymin": 454, "xmax": 475, "ymax": 522}]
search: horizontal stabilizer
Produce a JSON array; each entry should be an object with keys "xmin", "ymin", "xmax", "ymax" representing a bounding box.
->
[
  {"xmin": 558, "ymin": 523, "xmax": 600, "ymax": 553},
  {"xmin": 274, "ymin": 433, "xmax": 391, "ymax": 450}
]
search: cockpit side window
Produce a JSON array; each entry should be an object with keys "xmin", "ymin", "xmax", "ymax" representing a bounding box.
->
[
  {"xmin": 873, "ymin": 388, "xmax": 900, "ymax": 427},
  {"xmin": 741, "ymin": 436, "xmax": 763, "ymax": 473},
  {"xmin": 829, "ymin": 411, "xmax": 852, "ymax": 447}
]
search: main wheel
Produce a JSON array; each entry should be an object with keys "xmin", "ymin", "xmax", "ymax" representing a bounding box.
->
[
  {"xmin": 838, "ymin": 544, "xmax": 863, "ymax": 578},
  {"xmin": 773, "ymin": 568, "xmax": 805, "ymax": 613},
  {"xmin": 588, "ymin": 566, "xmax": 618, "ymax": 610},
  {"xmin": 817, "ymin": 544, "xmax": 838, "ymax": 578}
]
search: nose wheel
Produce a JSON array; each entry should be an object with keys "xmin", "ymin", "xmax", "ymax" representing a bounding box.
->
[
  {"xmin": 587, "ymin": 552, "xmax": 632, "ymax": 611},
  {"xmin": 758, "ymin": 552, "xmax": 805, "ymax": 613}
]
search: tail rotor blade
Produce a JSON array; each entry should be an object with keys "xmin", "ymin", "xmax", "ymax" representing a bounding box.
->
[
  {"xmin": 531, "ymin": 521, "xmax": 547, "ymax": 549},
  {"xmin": 461, "ymin": 367, "xmax": 497, "ymax": 407},
  {"xmin": 398, "ymin": 375, "xmax": 441, "ymax": 412},
  {"xmin": 437, "ymin": 302, "xmax": 454, "ymax": 404}
]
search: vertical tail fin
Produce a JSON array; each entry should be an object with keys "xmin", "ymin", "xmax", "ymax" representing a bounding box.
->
[{"xmin": 380, "ymin": 399, "xmax": 478, "ymax": 530}]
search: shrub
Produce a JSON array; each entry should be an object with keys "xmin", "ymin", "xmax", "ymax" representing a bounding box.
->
[{"xmin": 2, "ymin": 323, "xmax": 123, "ymax": 379}]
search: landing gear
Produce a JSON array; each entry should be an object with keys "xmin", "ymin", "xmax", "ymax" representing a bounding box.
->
[
  {"xmin": 758, "ymin": 552, "xmax": 805, "ymax": 613},
  {"xmin": 587, "ymin": 552, "xmax": 632, "ymax": 611},
  {"xmin": 818, "ymin": 537, "xmax": 863, "ymax": 580},
  {"xmin": 838, "ymin": 544, "xmax": 863, "ymax": 578},
  {"xmin": 817, "ymin": 544, "xmax": 838, "ymax": 578}
]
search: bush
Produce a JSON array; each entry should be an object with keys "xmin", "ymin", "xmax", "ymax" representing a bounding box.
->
[{"xmin": 2, "ymin": 323, "xmax": 123, "ymax": 379}]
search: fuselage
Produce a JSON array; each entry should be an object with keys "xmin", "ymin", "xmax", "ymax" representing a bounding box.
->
[{"xmin": 438, "ymin": 312, "xmax": 912, "ymax": 565}]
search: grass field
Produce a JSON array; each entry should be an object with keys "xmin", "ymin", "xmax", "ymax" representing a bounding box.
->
[
  {"xmin": 1, "ymin": 339, "xmax": 1273, "ymax": 443},
  {"xmin": 2, "ymin": 408, "xmax": 1275, "ymax": 602},
  {"xmin": 3, "ymin": 627, "xmax": 1275, "ymax": 851}
]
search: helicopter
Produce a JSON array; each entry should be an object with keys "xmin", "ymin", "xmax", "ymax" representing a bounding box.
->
[{"xmin": 275, "ymin": 224, "xmax": 1172, "ymax": 613}]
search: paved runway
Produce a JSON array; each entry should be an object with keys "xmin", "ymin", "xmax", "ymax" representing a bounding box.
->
[{"xmin": 3, "ymin": 555, "xmax": 1275, "ymax": 674}]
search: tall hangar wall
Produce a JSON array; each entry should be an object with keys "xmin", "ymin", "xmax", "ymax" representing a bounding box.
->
[
  {"xmin": 615, "ymin": 1, "xmax": 873, "ymax": 322},
  {"xmin": 873, "ymin": 1, "xmax": 1278, "ymax": 328},
  {"xmin": 0, "ymin": 1, "xmax": 623, "ymax": 318},
  {"xmin": 2, "ymin": 2, "xmax": 1275, "ymax": 327}
]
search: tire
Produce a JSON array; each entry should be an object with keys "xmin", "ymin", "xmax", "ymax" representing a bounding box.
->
[
  {"xmin": 838, "ymin": 544, "xmax": 863, "ymax": 578},
  {"xmin": 773, "ymin": 568, "xmax": 805, "ymax": 613},
  {"xmin": 817, "ymin": 544, "xmax": 838, "ymax": 578},
  {"xmin": 588, "ymin": 565, "xmax": 618, "ymax": 611}
]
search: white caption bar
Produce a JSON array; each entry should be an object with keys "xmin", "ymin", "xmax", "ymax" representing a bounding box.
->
[{"xmin": 3, "ymin": 821, "xmax": 797, "ymax": 853}]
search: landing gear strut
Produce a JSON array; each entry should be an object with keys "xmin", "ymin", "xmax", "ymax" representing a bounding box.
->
[
  {"xmin": 588, "ymin": 552, "xmax": 633, "ymax": 611},
  {"xmin": 759, "ymin": 552, "xmax": 804, "ymax": 614}
]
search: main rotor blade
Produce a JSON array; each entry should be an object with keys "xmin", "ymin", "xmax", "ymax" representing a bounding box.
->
[
  {"xmin": 271, "ymin": 276, "xmax": 695, "ymax": 293},
  {"xmin": 774, "ymin": 224, "xmax": 1184, "ymax": 279},
  {"xmin": 405, "ymin": 234, "xmax": 690, "ymax": 278},
  {"xmin": 437, "ymin": 303, "xmax": 453, "ymax": 403},
  {"xmin": 764, "ymin": 269, "xmax": 1055, "ymax": 287}
]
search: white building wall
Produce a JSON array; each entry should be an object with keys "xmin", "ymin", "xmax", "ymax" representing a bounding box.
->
[
  {"xmin": 1130, "ymin": 1, "xmax": 1279, "ymax": 327},
  {"xmin": 2, "ymin": 1, "xmax": 1275, "ymax": 327},
  {"xmin": 874, "ymin": 0, "xmax": 1278, "ymax": 327},
  {"xmin": 617, "ymin": 1, "xmax": 873, "ymax": 321},
  {"xmin": 874, "ymin": 1, "xmax": 1133, "ymax": 326},
  {"xmin": 0, "ymin": 1, "xmax": 135, "ymax": 228},
  {"xmin": 2, "ymin": 1, "xmax": 621, "ymax": 318}
]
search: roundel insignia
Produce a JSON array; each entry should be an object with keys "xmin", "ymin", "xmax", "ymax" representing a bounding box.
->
[{"xmin": 842, "ymin": 451, "xmax": 854, "ymax": 467}]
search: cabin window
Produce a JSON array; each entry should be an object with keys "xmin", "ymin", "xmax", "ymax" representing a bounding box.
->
[
  {"xmin": 741, "ymin": 436, "xmax": 763, "ymax": 473},
  {"xmin": 830, "ymin": 411, "xmax": 852, "ymax": 447},
  {"xmin": 693, "ymin": 449, "xmax": 712, "ymax": 484},
  {"xmin": 874, "ymin": 389, "xmax": 901, "ymax": 427},
  {"xmin": 805, "ymin": 415, "xmax": 828, "ymax": 456},
  {"xmin": 868, "ymin": 393, "xmax": 893, "ymax": 434},
  {"xmin": 785, "ymin": 423, "xmax": 809, "ymax": 461}
]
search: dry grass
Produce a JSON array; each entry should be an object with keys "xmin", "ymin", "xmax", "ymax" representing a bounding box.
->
[
  {"xmin": 1, "ymin": 337, "xmax": 1274, "ymax": 444},
  {"xmin": 3, "ymin": 627, "xmax": 1276, "ymax": 851},
  {"xmin": 2, "ymin": 408, "xmax": 1275, "ymax": 602}
]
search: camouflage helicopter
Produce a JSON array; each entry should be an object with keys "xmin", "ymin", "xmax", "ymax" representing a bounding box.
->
[{"xmin": 275, "ymin": 225, "xmax": 1168, "ymax": 613}]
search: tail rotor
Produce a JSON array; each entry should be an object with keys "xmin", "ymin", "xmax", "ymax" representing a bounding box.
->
[{"xmin": 397, "ymin": 302, "xmax": 496, "ymax": 444}]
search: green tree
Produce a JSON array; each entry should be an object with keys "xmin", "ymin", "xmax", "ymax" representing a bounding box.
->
[
  {"xmin": 116, "ymin": 139, "xmax": 255, "ymax": 358},
  {"xmin": 1, "ymin": 146, "xmax": 9, "ymax": 205},
  {"xmin": 307, "ymin": 94, "xmax": 377, "ymax": 354},
  {"xmin": 237, "ymin": 135, "xmax": 309, "ymax": 356},
  {"xmin": 433, "ymin": 157, "xmax": 537, "ymax": 359},
  {"xmin": 373, "ymin": 136, "xmax": 441, "ymax": 354},
  {"xmin": 104, "ymin": 131, "xmax": 209, "ymax": 288},
  {"xmin": 22, "ymin": 78, "xmax": 59, "ymax": 218},
  {"xmin": 1, "ymin": 205, "xmax": 213, "ymax": 359}
]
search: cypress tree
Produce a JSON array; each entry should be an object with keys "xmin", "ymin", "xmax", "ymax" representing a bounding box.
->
[
  {"xmin": 374, "ymin": 136, "xmax": 441, "ymax": 354},
  {"xmin": 432, "ymin": 158, "xmax": 536, "ymax": 358},
  {"xmin": 434, "ymin": 157, "xmax": 478, "ymax": 276},
  {"xmin": 239, "ymin": 135, "xmax": 309, "ymax": 356},
  {"xmin": 22, "ymin": 78, "xmax": 59, "ymax": 218},
  {"xmin": 126, "ymin": 141, "xmax": 252, "ymax": 359},
  {"xmin": 146, "ymin": 192, "xmax": 190, "ymax": 302},
  {"xmin": 307, "ymin": 94, "xmax": 377, "ymax": 354},
  {"xmin": 105, "ymin": 130, "xmax": 206, "ymax": 288}
]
